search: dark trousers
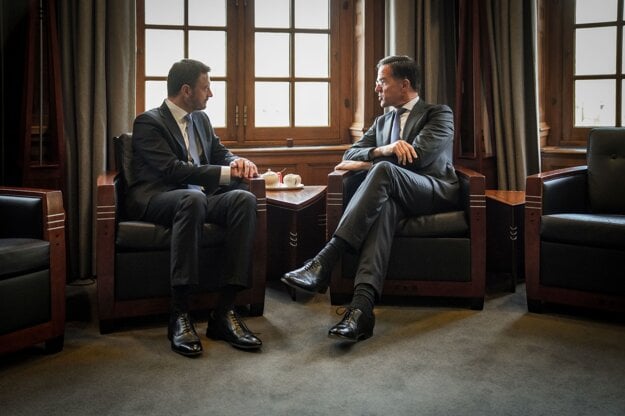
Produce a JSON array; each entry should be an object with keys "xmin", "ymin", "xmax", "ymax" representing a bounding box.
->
[
  {"xmin": 333, "ymin": 161, "xmax": 447, "ymax": 295},
  {"xmin": 142, "ymin": 184, "xmax": 256, "ymax": 289}
]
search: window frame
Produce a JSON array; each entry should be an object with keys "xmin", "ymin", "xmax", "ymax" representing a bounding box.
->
[
  {"xmin": 543, "ymin": 0, "xmax": 625, "ymax": 147},
  {"xmin": 136, "ymin": 0, "xmax": 351, "ymax": 148}
]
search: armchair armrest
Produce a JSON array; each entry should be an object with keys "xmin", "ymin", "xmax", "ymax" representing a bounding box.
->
[
  {"xmin": 454, "ymin": 167, "xmax": 486, "ymax": 296},
  {"xmin": 96, "ymin": 172, "xmax": 117, "ymax": 319},
  {"xmin": 526, "ymin": 166, "xmax": 588, "ymax": 215},
  {"xmin": 246, "ymin": 177, "xmax": 267, "ymax": 315},
  {"xmin": 326, "ymin": 169, "xmax": 352, "ymax": 238},
  {"xmin": 0, "ymin": 186, "xmax": 65, "ymax": 253}
]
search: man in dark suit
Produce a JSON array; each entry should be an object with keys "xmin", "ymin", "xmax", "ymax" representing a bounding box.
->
[
  {"xmin": 127, "ymin": 59, "xmax": 262, "ymax": 357},
  {"xmin": 281, "ymin": 55, "xmax": 458, "ymax": 342}
]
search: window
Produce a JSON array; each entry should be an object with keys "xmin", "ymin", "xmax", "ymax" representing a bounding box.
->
[
  {"xmin": 545, "ymin": 0, "xmax": 625, "ymax": 145},
  {"xmin": 572, "ymin": 0, "xmax": 623, "ymax": 128},
  {"xmin": 136, "ymin": 0, "xmax": 348, "ymax": 147}
]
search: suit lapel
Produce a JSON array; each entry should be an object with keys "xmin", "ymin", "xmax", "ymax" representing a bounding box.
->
[
  {"xmin": 159, "ymin": 102, "xmax": 187, "ymax": 158},
  {"xmin": 403, "ymin": 100, "xmax": 427, "ymax": 139}
]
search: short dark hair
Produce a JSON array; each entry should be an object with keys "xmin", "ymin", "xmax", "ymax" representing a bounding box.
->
[
  {"xmin": 377, "ymin": 55, "xmax": 421, "ymax": 92},
  {"xmin": 167, "ymin": 59, "xmax": 211, "ymax": 97}
]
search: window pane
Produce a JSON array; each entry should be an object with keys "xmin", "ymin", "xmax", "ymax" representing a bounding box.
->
[
  {"xmin": 255, "ymin": 33, "xmax": 290, "ymax": 77},
  {"xmin": 255, "ymin": 82, "xmax": 290, "ymax": 127},
  {"xmin": 295, "ymin": 82, "xmax": 328, "ymax": 126},
  {"xmin": 256, "ymin": 0, "xmax": 290, "ymax": 28},
  {"xmin": 575, "ymin": 80, "xmax": 615, "ymax": 126},
  {"xmin": 294, "ymin": 0, "xmax": 328, "ymax": 29},
  {"xmin": 203, "ymin": 81, "xmax": 226, "ymax": 128},
  {"xmin": 575, "ymin": 27, "xmax": 615, "ymax": 75},
  {"xmin": 146, "ymin": 30, "xmax": 184, "ymax": 76},
  {"xmin": 295, "ymin": 34, "xmax": 328, "ymax": 77},
  {"xmin": 145, "ymin": 80, "xmax": 167, "ymax": 110},
  {"xmin": 576, "ymin": 0, "xmax": 616, "ymax": 24},
  {"xmin": 145, "ymin": 0, "xmax": 184, "ymax": 25},
  {"xmin": 189, "ymin": 31, "xmax": 227, "ymax": 77},
  {"xmin": 189, "ymin": 0, "xmax": 226, "ymax": 26}
]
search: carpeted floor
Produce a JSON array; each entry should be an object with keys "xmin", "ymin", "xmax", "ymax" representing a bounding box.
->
[{"xmin": 1, "ymin": 280, "xmax": 625, "ymax": 416}]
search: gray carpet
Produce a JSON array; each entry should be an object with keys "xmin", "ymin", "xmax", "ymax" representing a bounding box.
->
[{"xmin": 1, "ymin": 281, "xmax": 625, "ymax": 416}]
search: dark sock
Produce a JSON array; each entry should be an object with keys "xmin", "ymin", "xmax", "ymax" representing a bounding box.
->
[
  {"xmin": 350, "ymin": 283, "xmax": 376, "ymax": 316},
  {"xmin": 171, "ymin": 285, "xmax": 191, "ymax": 315},
  {"xmin": 216, "ymin": 285, "xmax": 239, "ymax": 315},
  {"xmin": 316, "ymin": 237, "xmax": 349, "ymax": 270}
]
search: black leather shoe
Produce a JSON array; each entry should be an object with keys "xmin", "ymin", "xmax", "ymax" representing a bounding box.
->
[
  {"xmin": 168, "ymin": 312, "xmax": 203, "ymax": 357},
  {"xmin": 281, "ymin": 259, "xmax": 330, "ymax": 294},
  {"xmin": 206, "ymin": 309, "xmax": 262, "ymax": 350},
  {"xmin": 328, "ymin": 307, "xmax": 375, "ymax": 342}
]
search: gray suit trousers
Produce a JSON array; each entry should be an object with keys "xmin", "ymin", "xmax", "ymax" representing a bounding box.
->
[
  {"xmin": 143, "ymin": 185, "xmax": 256, "ymax": 289},
  {"xmin": 333, "ymin": 161, "xmax": 437, "ymax": 295}
]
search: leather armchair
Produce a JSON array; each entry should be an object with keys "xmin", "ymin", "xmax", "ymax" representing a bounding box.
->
[
  {"xmin": 525, "ymin": 127, "xmax": 625, "ymax": 313},
  {"xmin": 326, "ymin": 166, "xmax": 486, "ymax": 309},
  {"xmin": 0, "ymin": 187, "xmax": 66, "ymax": 354},
  {"xmin": 96, "ymin": 134, "xmax": 267, "ymax": 333}
]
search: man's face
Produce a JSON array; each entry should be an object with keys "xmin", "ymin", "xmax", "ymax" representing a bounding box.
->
[
  {"xmin": 187, "ymin": 73, "xmax": 213, "ymax": 111},
  {"xmin": 374, "ymin": 64, "xmax": 406, "ymax": 108}
]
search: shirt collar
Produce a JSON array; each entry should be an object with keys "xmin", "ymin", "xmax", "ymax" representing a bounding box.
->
[
  {"xmin": 396, "ymin": 96, "xmax": 419, "ymax": 113},
  {"xmin": 165, "ymin": 99, "xmax": 189, "ymax": 123}
]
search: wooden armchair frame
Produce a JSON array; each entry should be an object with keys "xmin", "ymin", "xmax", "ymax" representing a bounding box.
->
[
  {"xmin": 525, "ymin": 166, "xmax": 625, "ymax": 313},
  {"xmin": 96, "ymin": 175, "xmax": 267, "ymax": 332},
  {"xmin": 0, "ymin": 187, "xmax": 66, "ymax": 354},
  {"xmin": 326, "ymin": 166, "xmax": 486, "ymax": 309}
]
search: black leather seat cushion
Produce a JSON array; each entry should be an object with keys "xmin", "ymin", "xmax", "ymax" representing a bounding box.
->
[
  {"xmin": 0, "ymin": 238, "xmax": 50, "ymax": 279},
  {"xmin": 541, "ymin": 213, "xmax": 625, "ymax": 249},
  {"xmin": 116, "ymin": 221, "xmax": 227, "ymax": 250}
]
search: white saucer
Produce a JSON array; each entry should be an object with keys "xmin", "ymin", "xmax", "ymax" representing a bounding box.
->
[{"xmin": 266, "ymin": 183, "xmax": 305, "ymax": 190}]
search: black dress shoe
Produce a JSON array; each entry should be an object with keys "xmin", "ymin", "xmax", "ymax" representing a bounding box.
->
[
  {"xmin": 281, "ymin": 259, "xmax": 330, "ymax": 294},
  {"xmin": 168, "ymin": 312, "xmax": 203, "ymax": 357},
  {"xmin": 328, "ymin": 307, "xmax": 375, "ymax": 342},
  {"xmin": 206, "ymin": 309, "xmax": 262, "ymax": 350}
]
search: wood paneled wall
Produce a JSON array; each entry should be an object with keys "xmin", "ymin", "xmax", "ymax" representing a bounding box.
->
[{"xmin": 236, "ymin": 145, "xmax": 349, "ymax": 186}]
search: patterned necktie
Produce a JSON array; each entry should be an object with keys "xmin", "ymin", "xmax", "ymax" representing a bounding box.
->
[
  {"xmin": 390, "ymin": 107, "xmax": 407, "ymax": 143},
  {"xmin": 184, "ymin": 113, "xmax": 200, "ymax": 166}
]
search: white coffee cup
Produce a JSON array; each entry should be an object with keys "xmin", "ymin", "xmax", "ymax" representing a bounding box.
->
[{"xmin": 283, "ymin": 173, "xmax": 302, "ymax": 187}]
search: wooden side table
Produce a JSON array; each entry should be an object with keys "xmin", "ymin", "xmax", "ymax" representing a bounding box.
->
[
  {"xmin": 266, "ymin": 186, "xmax": 327, "ymax": 297},
  {"xmin": 485, "ymin": 190, "xmax": 526, "ymax": 292}
]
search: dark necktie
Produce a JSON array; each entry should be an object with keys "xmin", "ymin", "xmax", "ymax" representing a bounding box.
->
[
  {"xmin": 390, "ymin": 107, "xmax": 407, "ymax": 143},
  {"xmin": 184, "ymin": 113, "xmax": 200, "ymax": 166},
  {"xmin": 184, "ymin": 114, "xmax": 204, "ymax": 191}
]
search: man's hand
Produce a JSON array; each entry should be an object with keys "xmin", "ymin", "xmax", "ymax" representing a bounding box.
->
[
  {"xmin": 334, "ymin": 160, "xmax": 373, "ymax": 171},
  {"xmin": 377, "ymin": 141, "xmax": 418, "ymax": 165},
  {"xmin": 230, "ymin": 158, "xmax": 258, "ymax": 179}
]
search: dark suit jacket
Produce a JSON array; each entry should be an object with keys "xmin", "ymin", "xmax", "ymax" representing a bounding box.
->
[
  {"xmin": 126, "ymin": 101, "xmax": 238, "ymax": 219},
  {"xmin": 343, "ymin": 100, "xmax": 458, "ymax": 209}
]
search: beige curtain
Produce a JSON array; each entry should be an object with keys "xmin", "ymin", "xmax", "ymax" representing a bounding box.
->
[
  {"xmin": 59, "ymin": 0, "xmax": 135, "ymax": 280},
  {"xmin": 485, "ymin": 0, "xmax": 540, "ymax": 189},
  {"xmin": 414, "ymin": 0, "xmax": 456, "ymax": 107}
]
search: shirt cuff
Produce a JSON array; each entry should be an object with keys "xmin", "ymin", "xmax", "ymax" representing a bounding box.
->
[{"xmin": 219, "ymin": 166, "xmax": 231, "ymax": 185}]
